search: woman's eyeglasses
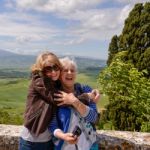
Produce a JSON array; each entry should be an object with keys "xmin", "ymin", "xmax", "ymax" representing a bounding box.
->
[{"xmin": 43, "ymin": 65, "xmax": 60, "ymax": 73}]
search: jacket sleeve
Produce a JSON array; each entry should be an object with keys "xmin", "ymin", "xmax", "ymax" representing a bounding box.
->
[
  {"xmin": 31, "ymin": 76, "xmax": 55, "ymax": 104},
  {"xmin": 80, "ymin": 85, "xmax": 98, "ymax": 123}
]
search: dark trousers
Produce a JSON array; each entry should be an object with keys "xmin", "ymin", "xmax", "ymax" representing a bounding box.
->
[{"xmin": 19, "ymin": 137, "xmax": 54, "ymax": 150}]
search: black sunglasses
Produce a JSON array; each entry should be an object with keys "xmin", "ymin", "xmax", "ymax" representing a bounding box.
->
[{"xmin": 43, "ymin": 65, "xmax": 60, "ymax": 73}]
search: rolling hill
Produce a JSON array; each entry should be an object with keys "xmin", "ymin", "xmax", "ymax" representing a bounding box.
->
[
  {"xmin": 0, "ymin": 49, "xmax": 106, "ymax": 70},
  {"xmin": 0, "ymin": 49, "xmax": 36, "ymax": 69}
]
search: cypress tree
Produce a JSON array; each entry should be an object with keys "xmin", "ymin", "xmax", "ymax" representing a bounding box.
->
[
  {"xmin": 107, "ymin": 35, "xmax": 119, "ymax": 65},
  {"xmin": 108, "ymin": 2, "xmax": 150, "ymax": 76}
]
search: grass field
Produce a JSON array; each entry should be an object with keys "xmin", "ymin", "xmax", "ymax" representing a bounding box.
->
[
  {"xmin": 77, "ymin": 73, "xmax": 98, "ymax": 88},
  {"xmin": 77, "ymin": 73, "xmax": 108, "ymax": 110},
  {"xmin": 0, "ymin": 78, "xmax": 29, "ymax": 123},
  {"xmin": 0, "ymin": 73, "xmax": 108, "ymax": 124}
]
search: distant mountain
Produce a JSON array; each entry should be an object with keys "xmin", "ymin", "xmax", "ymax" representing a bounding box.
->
[
  {"xmin": 0, "ymin": 49, "xmax": 36, "ymax": 69},
  {"xmin": 0, "ymin": 49, "xmax": 19, "ymax": 57},
  {"xmin": 0, "ymin": 49, "xmax": 106, "ymax": 71}
]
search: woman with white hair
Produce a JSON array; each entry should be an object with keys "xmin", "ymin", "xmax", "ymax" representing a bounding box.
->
[{"xmin": 49, "ymin": 57, "xmax": 99, "ymax": 150}]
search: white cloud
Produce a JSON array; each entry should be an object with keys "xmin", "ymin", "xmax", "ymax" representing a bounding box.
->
[
  {"xmin": 16, "ymin": 34, "xmax": 45, "ymax": 44},
  {"xmin": 14, "ymin": 0, "xmax": 103, "ymax": 13},
  {"xmin": 63, "ymin": 37, "xmax": 86, "ymax": 45},
  {"xmin": 112, "ymin": 0, "xmax": 148, "ymax": 4},
  {"xmin": 62, "ymin": 0, "xmax": 148, "ymax": 45},
  {"xmin": 14, "ymin": 0, "xmax": 147, "ymax": 14},
  {"xmin": 118, "ymin": 4, "xmax": 132, "ymax": 24},
  {"xmin": 0, "ymin": 10, "xmax": 64, "ymax": 55},
  {"xmin": 0, "ymin": 12, "xmax": 60, "ymax": 42},
  {"xmin": 8, "ymin": 0, "xmax": 147, "ymax": 47},
  {"xmin": 57, "ymin": 7, "xmax": 129, "ymax": 44}
]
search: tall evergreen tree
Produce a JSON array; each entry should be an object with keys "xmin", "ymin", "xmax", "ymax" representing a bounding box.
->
[
  {"xmin": 108, "ymin": 2, "xmax": 150, "ymax": 76},
  {"xmin": 107, "ymin": 35, "xmax": 119, "ymax": 65}
]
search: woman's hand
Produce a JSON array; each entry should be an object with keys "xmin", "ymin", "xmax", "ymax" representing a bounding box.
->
[
  {"xmin": 54, "ymin": 91, "xmax": 78, "ymax": 106},
  {"xmin": 63, "ymin": 133, "xmax": 78, "ymax": 144},
  {"xmin": 87, "ymin": 89, "xmax": 100, "ymax": 103},
  {"xmin": 54, "ymin": 91, "xmax": 88, "ymax": 116},
  {"xmin": 54, "ymin": 129, "xmax": 78, "ymax": 144}
]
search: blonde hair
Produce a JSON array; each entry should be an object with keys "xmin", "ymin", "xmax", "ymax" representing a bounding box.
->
[
  {"xmin": 59, "ymin": 57, "xmax": 77, "ymax": 71},
  {"xmin": 31, "ymin": 51, "xmax": 62, "ymax": 73}
]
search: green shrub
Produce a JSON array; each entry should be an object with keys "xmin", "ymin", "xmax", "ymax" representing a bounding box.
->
[
  {"xmin": 98, "ymin": 52, "xmax": 150, "ymax": 132},
  {"xmin": 0, "ymin": 109, "xmax": 23, "ymax": 125}
]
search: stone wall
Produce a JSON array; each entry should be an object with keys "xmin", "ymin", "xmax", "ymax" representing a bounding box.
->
[
  {"xmin": 0, "ymin": 124, "xmax": 150, "ymax": 150},
  {"xmin": 97, "ymin": 130, "xmax": 150, "ymax": 150}
]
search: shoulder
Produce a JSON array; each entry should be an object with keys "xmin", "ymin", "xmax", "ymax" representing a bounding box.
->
[{"xmin": 75, "ymin": 83, "xmax": 92, "ymax": 92}]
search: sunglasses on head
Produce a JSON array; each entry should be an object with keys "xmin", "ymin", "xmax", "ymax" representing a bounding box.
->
[{"xmin": 43, "ymin": 65, "xmax": 60, "ymax": 73}]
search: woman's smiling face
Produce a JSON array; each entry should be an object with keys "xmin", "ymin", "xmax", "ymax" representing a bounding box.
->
[
  {"xmin": 44, "ymin": 64, "xmax": 60, "ymax": 81},
  {"xmin": 60, "ymin": 63, "xmax": 77, "ymax": 88}
]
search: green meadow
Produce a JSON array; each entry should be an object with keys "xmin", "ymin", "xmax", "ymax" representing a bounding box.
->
[
  {"xmin": 76, "ymin": 73, "xmax": 108, "ymax": 110},
  {"xmin": 0, "ymin": 73, "xmax": 108, "ymax": 125},
  {"xmin": 0, "ymin": 78, "xmax": 29, "ymax": 124}
]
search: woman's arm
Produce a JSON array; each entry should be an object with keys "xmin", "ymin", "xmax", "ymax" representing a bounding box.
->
[
  {"xmin": 31, "ymin": 76, "xmax": 55, "ymax": 104},
  {"xmin": 54, "ymin": 92, "xmax": 98, "ymax": 123},
  {"xmin": 83, "ymin": 101, "xmax": 98, "ymax": 123},
  {"xmin": 79, "ymin": 85, "xmax": 99, "ymax": 123},
  {"xmin": 54, "ymin": 92, "xmax": 88, "ymax": 116},
  {"xmin": 48, "ymin": 112, "xmax": 77, "ymax": 144}
]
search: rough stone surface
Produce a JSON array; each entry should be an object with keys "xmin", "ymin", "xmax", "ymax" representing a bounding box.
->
[
  {"xmin": 97, "ymin": 130, "xmax": 150, "ymax": 150},
  {"xmin": 0, "ymin": 124, "xmax": 150, "ymax": 150},
  {"xmin": 0, "ymin": 124, "xmax": 22, "ymax": 150}
]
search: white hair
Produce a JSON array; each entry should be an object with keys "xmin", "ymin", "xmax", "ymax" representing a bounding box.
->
[{"xmin": 59, "ymin": 57, "xmax": 77, "ymax": 71}]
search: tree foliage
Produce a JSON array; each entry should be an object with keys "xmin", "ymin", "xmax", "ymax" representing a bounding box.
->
[
  {"xmin": 107, "ymin": 2, "xmax": 150, "ymax": 76},
  {"xmin": 107, "ymin": 35, "xmax": 119, "ymax": 65},
  {"xmin": 98, "ymin": 51, "xmax": 150, "ymax": 132}
]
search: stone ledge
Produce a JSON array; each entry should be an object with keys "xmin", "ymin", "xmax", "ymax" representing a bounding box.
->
[
  {"xmin": 97, "ymin": 130, "xmax": 150, "ymax": 150},
  {"xmin": 0, "ymin": 124, "xmax": 150, "ymax": 150}
]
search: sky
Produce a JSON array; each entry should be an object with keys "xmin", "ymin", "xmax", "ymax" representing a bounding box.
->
[{"xmin": 0, "ymin": 0, "xmax": 148, "ymax": 59}]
